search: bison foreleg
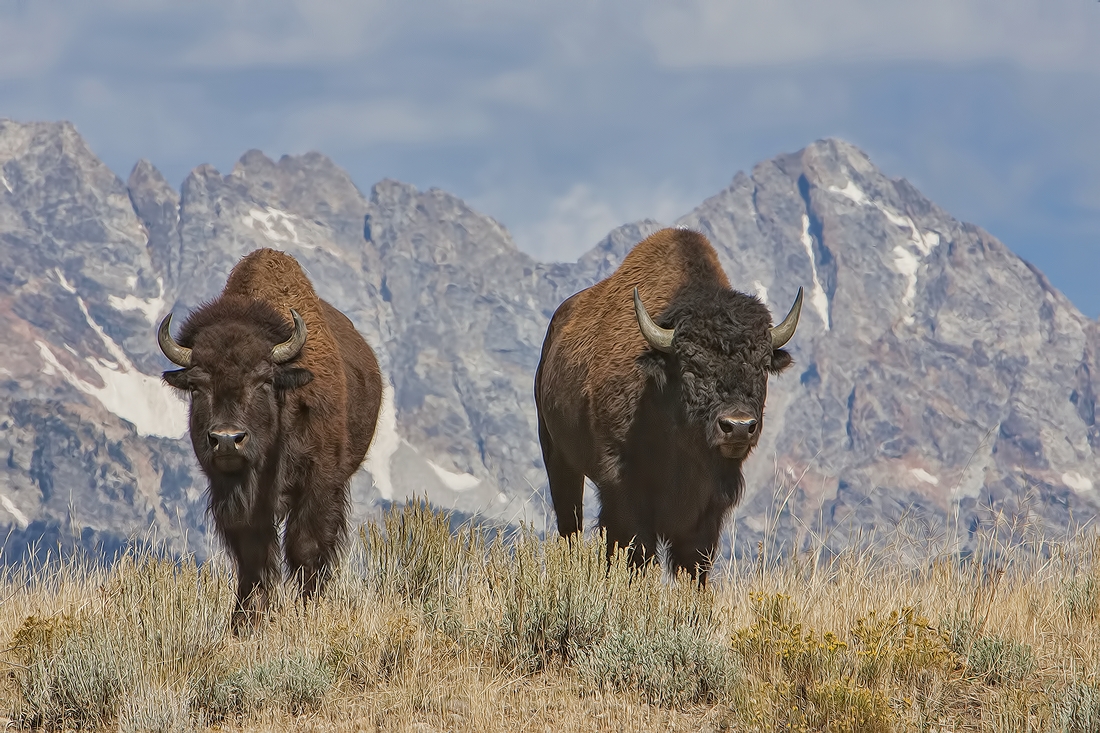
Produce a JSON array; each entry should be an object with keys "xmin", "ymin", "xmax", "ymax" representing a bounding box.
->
[
  {"xmin": 223, "ymin": 524, "xmax": 280, "ymax": 634},
  {"xmin": 284, "ymin": 484, "xmax": 348, "ymax": 601}
]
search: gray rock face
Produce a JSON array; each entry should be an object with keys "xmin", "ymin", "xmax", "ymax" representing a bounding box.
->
[
  {"xmin": 677, "ymin": 143, "xmax": 1100, "ymax": 550},
  {"xmin": 0, "ymin": 120, "xmax": 1097, "ymax": 562},
  {"xmin": 0, "ymin": 121, "xmax": 207, "ymax": 559}
]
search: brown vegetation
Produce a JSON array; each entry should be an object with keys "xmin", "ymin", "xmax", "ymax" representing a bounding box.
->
[{"xmin": 1, "ymin": 501, "xmax": 1098, "ymax": 732}]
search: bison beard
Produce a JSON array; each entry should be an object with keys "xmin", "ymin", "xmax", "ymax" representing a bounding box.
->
[
  {"xmin": 159, "ymin": 249, "xmax": 382, "ymax": 632},
  {"xmin": 535, "ymin": 227, "xmax": 802, "ymax": 583}
]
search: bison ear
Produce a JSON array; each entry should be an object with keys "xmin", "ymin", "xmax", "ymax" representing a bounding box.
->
[
  {"xmin": 275, "ymin": 366, "xmax": 314, "ymax": 392},
  {"xmin": 636, "ymin": 351, "xmax": 670, "ymax": 391},
  {"xmin": 770, "ymin": 348, "xmax": 793, "ymax": 374},
  {"xmin": 162, "ymin": 369, "xmax": 191, "ymax": 392}
]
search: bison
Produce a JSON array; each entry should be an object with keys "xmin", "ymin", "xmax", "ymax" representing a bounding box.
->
[
  {"xmin": 158, "ymin": 248, "xmax": 382, "ymax": 630},
  {"xmin": 534, "ymin": 227, "xmax": 802, "ymax": 581}
]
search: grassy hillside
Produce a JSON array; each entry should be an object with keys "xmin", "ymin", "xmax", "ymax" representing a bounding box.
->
[{"xmin": 1, "ymin": 502, "xmax": 1098, "ymax": 732}]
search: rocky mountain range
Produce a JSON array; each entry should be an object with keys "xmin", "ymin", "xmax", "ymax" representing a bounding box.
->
[{"xmin": 1, "ymin": 118, "xmax": 1097, "ymax": 562}]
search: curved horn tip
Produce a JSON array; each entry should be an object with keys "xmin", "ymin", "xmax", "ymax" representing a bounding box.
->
[
  {"xmin": 271, "ymin": 308, "xmax": 308, "ymax": 364},
  {"xmin": 157, "ymin": 312, "xmax": 193, "ymax": 367},
  {"xmin": 769, "ymin": 286, "xmax": 804, "ymax": 349},
  {"xmin": 633, "ymin": 286, "xmax": 675, "ymax": 353}
]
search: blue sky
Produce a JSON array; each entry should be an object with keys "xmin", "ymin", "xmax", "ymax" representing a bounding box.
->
[{"xmin": 3, "ymin": 1, "xmax": 1100, "ymax": 313}]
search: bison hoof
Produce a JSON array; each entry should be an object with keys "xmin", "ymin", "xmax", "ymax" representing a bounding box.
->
[{"xmin": 230, "ymin": 607, "xmax": 269, "ymax": 636}]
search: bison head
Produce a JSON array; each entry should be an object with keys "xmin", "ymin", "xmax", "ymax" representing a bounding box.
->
[
  {"xmin": 634, "ymin": 285, "xmax": 802, "ymax": 460},
  {"xmin": 158, "ymin": 298, "xmax": 314, "ymax": 476}
]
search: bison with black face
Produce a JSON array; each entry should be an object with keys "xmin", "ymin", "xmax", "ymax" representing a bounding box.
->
[
  {"xmin": 159, "ymin": 248, "xmax": 382, "ymax": 630},
  {"xmin": 535, "ymin": 227, "xmax": 802, "ymax": 581}
]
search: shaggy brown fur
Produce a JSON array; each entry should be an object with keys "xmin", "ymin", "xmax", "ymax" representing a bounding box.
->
[
  {"xmin": 162, "ymin": 248, "xmax": 382, "ymax": 630},
  {"xmin": 535, "ymin": 228, "xmax": 798, "ymax": 580}
]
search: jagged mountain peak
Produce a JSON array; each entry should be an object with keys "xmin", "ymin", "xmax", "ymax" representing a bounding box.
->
[
  {"xmin": 229, "ymin": 149, "xmax": 368, "ymax": 225},
  {"xmin": 367, "ymin": 178, "xmax": 527, "ymax": 263},
  {"xmin": 128, "ymin": 158, "xmax": 173, "ymax": 193},
  {"xmin": 573, "ymin": 219, "xmax": 667, "ymax": 282},
  {"xmin": 0, "ymin": 119, "xmax": 1096, "ymax": 563}
]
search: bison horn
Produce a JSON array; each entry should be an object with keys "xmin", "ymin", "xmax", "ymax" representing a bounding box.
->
[
  {"xmin": 271, "ymin": 309, "xmax": 308, "ymax": 364},
  {"xmin": 633, "ymin": 287, "xmax": 675, "ymax": 353},
  {"xmin": 157, "ymin": 314, "xmax": 192, "ymax": 368},
  {"xmin": 769, "ymin": 287, "xmax": 804, "ymax": 349}
]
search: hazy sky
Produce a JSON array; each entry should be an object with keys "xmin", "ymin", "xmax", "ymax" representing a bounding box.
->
[{"xmin": 3, "ymin": 1, "xmax": 1100, "ymax": 313}]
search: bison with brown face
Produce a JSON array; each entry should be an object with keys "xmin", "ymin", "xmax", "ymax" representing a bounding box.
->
[
  {"xmin": 535, "ymin": 227, "xmax": 802, "ymax": 581},
  {"xmin": 159, "ymin": 248, "xmax": 382, "ymax": 630}
]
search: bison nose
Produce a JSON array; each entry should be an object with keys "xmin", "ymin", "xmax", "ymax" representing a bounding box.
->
[
  {"xmin": 718, "ymin": 416, "xmax": 757, "ymax": 438},
  {"xmin": 208, "ymin": 429, "xmax": 249, "ymax": 453}
]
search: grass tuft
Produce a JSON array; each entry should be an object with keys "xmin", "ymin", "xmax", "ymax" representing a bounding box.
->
[{"xmin": 0, "ymin": 503, "xmax": 1097, "ymax": 731}]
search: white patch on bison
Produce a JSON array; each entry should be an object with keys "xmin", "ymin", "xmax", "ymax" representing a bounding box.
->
[
  {"xmin": 1, "ymin": 494, "xmax": 28, "ymax": 529},
  {"xmin": 109, "ymin": 277, "xmax": 166, "ymax": 325},
  {"xmin": 800, "ymin": 215, "xmax": 830, "ymax": 330},
  {"xmin": 910, "ymin": 468, "xmax": 939, "ymax": 485},
  {"xmin": 0, "ymin": 173, "xmax": 11, "ymax": 193},
  {"xmin": 1062, "ymin": 471, "xmax": 1094, "ymax": 493},
  {"xmin": 36, "ymin": 270, "xmax": 188, "ymax": 438},
  {"xmin": 427, "ymin": 461, "xmax": 480, "ymax": 492},
  {"xmin": 752, "ymin": 280, "xmax": 769, "ymax": 306},
  {"xmin": 365, "ymin": 381, "xmax": 399, "ymax": 500}
]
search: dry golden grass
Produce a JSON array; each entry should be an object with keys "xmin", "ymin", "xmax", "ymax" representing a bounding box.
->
[{"xmin": 0, "ymin": 501, "xmax": 1097, "ymax": 732}]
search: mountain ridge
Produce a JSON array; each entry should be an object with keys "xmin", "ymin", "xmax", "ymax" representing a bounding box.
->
[{"xmin": 1, "ymin": 119, "xmax": 1097, "ymax": 562}]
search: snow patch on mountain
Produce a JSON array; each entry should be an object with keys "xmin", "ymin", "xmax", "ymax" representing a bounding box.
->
[
  {"xmin": 910, "ymin": 468, "xmax": 939, "ymax": 485},
  {"xmin": 753, "ymin": 280, "xmax": 769, "ymax": 306},
  {"xmin": 37, "ymin": 269, "xmax": 187, "ymax": 438},
  {"xmin": 800, "ymin": 215, "xmax": 830, "ymax": 330},
  {"xmin": 830, "ymin": 180, "xmax": 868, "ymax": 206},
  {"xmin": 1, "ymin": 494, "xmax": 28, "ymax": 529},
  {"xmin": 364, "ymin": 381, "xmax": 399, "ymax": 500},
  {"xmin": 828, "ymin": 180, "xmax": 940, "ymax": 256},
  {"xmin": 1062, "ymin": 471, "xmax": 1094, "ymax": 493},
  {"xmin": 893, "ymin": 246, "xmax": 919, "ymax": 325},
  {"xmin": 243, "ymin": 206, "xmax": 303, "ymax": 245},
  {"xmin": 427, "ymin": 461, "xmax": 481, "ymax": 492},
  {"xmin": 108, "ymin": 277, "xmax": 166, "ymax": 325}
]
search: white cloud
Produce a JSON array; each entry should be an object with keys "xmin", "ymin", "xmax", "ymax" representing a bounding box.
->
[
  {"xmin": 0, "ymin": 4, "xmax": 73, "ymax": 80},
  {"xmin": 505, "ymin": 181, "xmax": 695, "ymax": 262},
  {"xmin": 281, "ymin": 99, "xmax": 489, "ymax": 149},
  {"xmin": 177, "ymin": 0, "xmax": 392, "ymax": 68},
  {"xmin": 3, "ymin": 0, "xmax": 1099, "ymax": 315},
  {"xmin": 642, "ymin": 1, "xmax": 1100, "ymax": 73},
  {"xmin": 5, "ymin": 1, "xmax": 1099, "ymax": 82}
]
